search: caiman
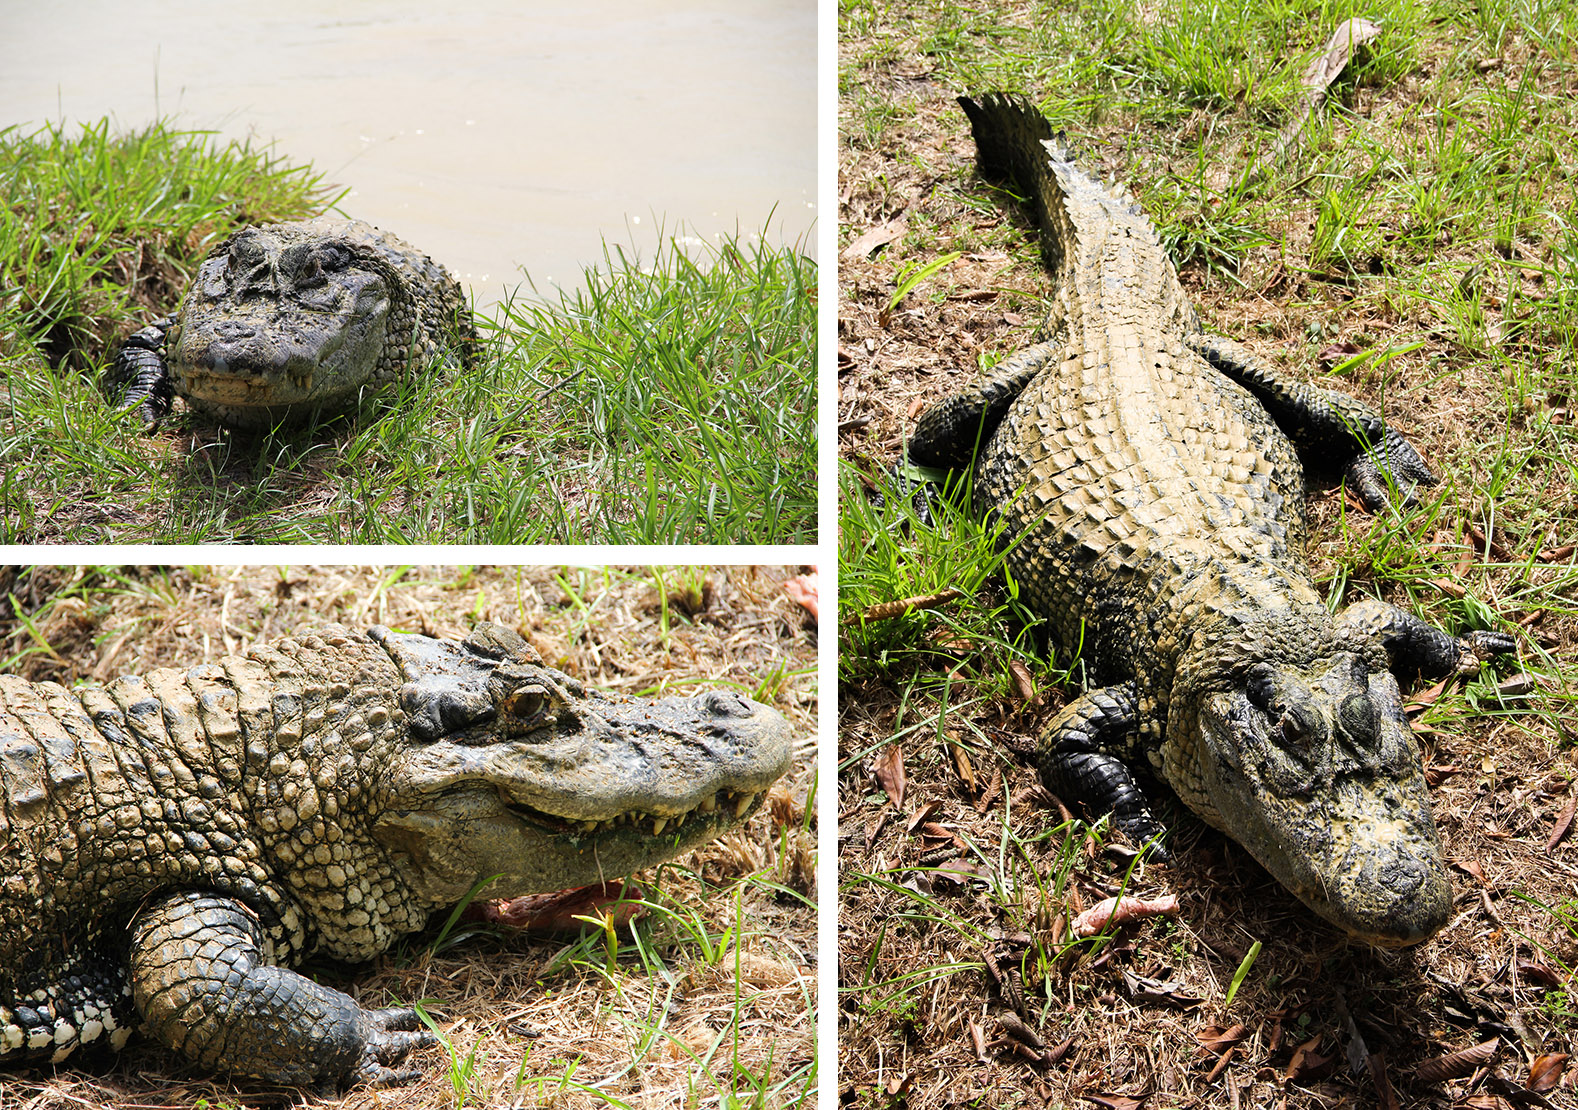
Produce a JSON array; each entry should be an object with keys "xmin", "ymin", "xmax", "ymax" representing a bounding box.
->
[
  {"xmin": 0, "ymin": 622, "xmax": 792, "ymax": 1086},
  {"xmin": 907, "ymin": 93, "xmax": 1514, "ymax": 947},
  {"xmin": 104, "ymin": 218, "xmax": 477, "ymax": 429}
]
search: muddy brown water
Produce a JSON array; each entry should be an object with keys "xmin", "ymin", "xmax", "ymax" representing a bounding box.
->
[{"xmin": 1, "ymin": 0, "xmax": 816, "ymax": 307}]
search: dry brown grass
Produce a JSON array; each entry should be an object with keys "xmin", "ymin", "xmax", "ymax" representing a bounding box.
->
[
  {"xmin": 838, "ymin": 4, "xmax": 1578, "ymax": 1109},
  {"xmin": 0, "ymin": 565, "xmax": 818, "ymax": 1110}
]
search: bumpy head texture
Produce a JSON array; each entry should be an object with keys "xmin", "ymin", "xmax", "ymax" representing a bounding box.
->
[
  {"xmin": 165, "ymin": 217, "xmax": 476, "ymax": 427},
  {"xmin": 1181, "ymin": 625, "xmax": 1452, "ymax": 946},
  {"xmin": 366, "ymin": 622, "xmax": 795, "ymax": 906},
  {"xmin": 0, "ymin": 621, "xmax": 792, "ymax": 1085}
]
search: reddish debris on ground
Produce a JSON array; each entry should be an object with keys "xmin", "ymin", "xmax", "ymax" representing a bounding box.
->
[
  {"xmin": 462, "ymin": 881, "xmax": 647, "ymax": 932},
  {"xmin": 1071, "ymin": 894, "xmax": 1181, "ymax": 938},
  {"xmin": 784, "ymin": 571, "xmax": 819, "ymax": 622}
]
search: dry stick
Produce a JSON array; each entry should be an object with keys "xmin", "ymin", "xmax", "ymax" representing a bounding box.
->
[
  {"xmin": 1241, "ymin": 18, "xmax": 1383, "ymax": 188},
  {"xmin": 850, "ymin": 587, "xmax": 966, "ymax": 624}
]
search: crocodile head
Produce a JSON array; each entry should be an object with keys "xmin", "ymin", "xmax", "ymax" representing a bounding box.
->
[
  {"xmin": 165, "ymin": 219, "xmax": 422, "ymax": 426},
  {"xmin": 364, "ymin": 623, "xmax": 794, "ymax": 907},
  {"xmin": 1195, "ymin": 651, "xmax": 1450, "ymax": 947}
]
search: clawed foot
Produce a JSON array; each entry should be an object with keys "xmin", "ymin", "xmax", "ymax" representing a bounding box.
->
[
  {"xmin": 1456, "ymin": 629, "xmax": 1519, "ymax": 674},
  {"xmin": 1345, "ymin": 426, "xmax": 1438, "ymax": 510},
  {"xmin": 351, "ymin": 1006, "xmax": 438, "ymax": 1088}
]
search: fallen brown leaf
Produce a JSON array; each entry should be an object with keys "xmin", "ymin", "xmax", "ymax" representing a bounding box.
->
[
  {"xmin": 874, "ymin": 744, "xmax": 906, "ymax": 810},
  {"xmin": 1413, "ymin": 1039, "xmax": 1499, "ymax": 1084},
  {"xmin": 1120, "ymin": 967, "xmax": 1203, "ymax": 1009},
  {"xmin": 1405, "ymin": 675, "xmax": 1451, "ymax": 714},
  {"xmin": 1546, "ymin": 791, "xmax": 1576, "ymax": 853},
  {"xmin": 1452, "ymin": 858, "xmax": 1489, "ymax": 886},
  {"xmin": 1516, "ymin": 958, "xmax": 1564, "ymax": 990},
  {"xmin": 1083, "ymin": 1095, "xmax": 1149, "ymax": 1110},
  {"xmin": 1317, "ymin": 342, "xmax": 1362, "ymax": 365},
  {"xmin": 466, "ymin": 881, "xmax": 647, "ymax": 932},
  {"xmin": 1009, "ymin": 660, "xmax": 1037, "ymax": 702},
  {"xmin": 1528, "ymin": 1052, "xmax": 1569, "ymax": 1092},
  {"xmin": 1195, "ymin": 1023, "xmax": 1249, "ymax": 1057},
  {"xmin": 1286, "ymin": 1037, "xmax": 1337, "ymax": 1084},
  {"xmin": 841, "ymin": 215, "xmax": 908, "ymax": 261},
  {"xmin": 951, "ymin": 741, "xmax": 976, "ymax": 794},
  {"xmin": 932, "ymin": 857, "xmax": 990, "ymax": 885},
  {"xmin": 905, "ymin": 800, "xmax": 943, "ymax": 835},
  {"xmin": 969, "ymin": 1021, "xmax": 988, "ymax": 1063},
  {"xmin": 1369, "ymin": 1049, "xmax": 1399, "ymax": 1110}
]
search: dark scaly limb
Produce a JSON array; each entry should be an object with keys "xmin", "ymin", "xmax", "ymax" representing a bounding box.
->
[
  {"xmin": 129, "ymin": 892, "xmax": 434, "ymax": 1088},
  {"xmin": 1337, "ymin": 597, "xmax": 1518, "ymax": 677},
  {"xmin": 909, "ymin": 337, "xmax": 1063, "ymax": 470},
  {"xmin": 1036, "ymin": 685, "xmax": 1169, "ymax": 858},
  {"xmin": 101, "ymin": 315, "xmax": 176, "ymax": 429},
  {"xmin": 1184, "ymin": 331, "xmax": 1437, "ymax": 509}
]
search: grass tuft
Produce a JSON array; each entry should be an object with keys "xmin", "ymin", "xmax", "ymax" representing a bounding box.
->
[{"xmin": 0, "ymin": 121, "xmax": 815, "ymax": 544}]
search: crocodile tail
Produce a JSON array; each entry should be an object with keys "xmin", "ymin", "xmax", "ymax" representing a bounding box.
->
[
  {"xmin": 958, "ymin": 92, "xmax": 1091, "ymax": 274},
  {"xmin": 958, "ymin": 92, "xmax": 1069, "ymax": 189}
]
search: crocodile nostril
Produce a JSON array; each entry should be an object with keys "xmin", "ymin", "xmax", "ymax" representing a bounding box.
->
[{"xmin": 700, "ymin": 690, "xmax": 751, "ymax": 717}]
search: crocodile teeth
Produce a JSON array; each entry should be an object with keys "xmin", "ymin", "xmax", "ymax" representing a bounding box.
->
[
  {"xmin": 653, "ymin": 817, "xmax": 667, "ymax": 835},
  {"xmin": 699, "ymin": 794, "xmax": 717, "ymax": 814},
  {"xmin": 734, "ymin": 792, "xmax": 756, "ymax": 818},
  {"xmin": 582, "ymin": 821, "xmax": 598, "ymax": 833}
]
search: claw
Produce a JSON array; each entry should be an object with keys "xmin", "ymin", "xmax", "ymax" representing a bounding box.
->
[
  {"xmin": 349, "ymin": 1005, "xmax": 437, "ymax": 1086},
  {"xmin": 1345, "ymin": 426, "xmax": 1437, "ymax": 510},
  {"xmin": 1457, "ymin": 629, "xmax": 1518, "ymax": 673}
]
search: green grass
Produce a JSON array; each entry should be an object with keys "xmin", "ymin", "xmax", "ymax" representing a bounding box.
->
[
  {"xmin": 0, "ymin": 117, "xmax": 336, "ymax": 371},
  {"xmin": 0, "ymin": 119, "xmax": 816, "ymax": 544}
]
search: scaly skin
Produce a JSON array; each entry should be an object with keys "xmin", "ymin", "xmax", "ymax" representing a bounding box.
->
[
  {"xmin": 104, "ymin": 218, "xmax": 478, "ymax": 429},
  {"xmin": 909, "ymin": 93, "xmax": 1514, "ymax": 947},
  {"xmin": 0, "ymin": 622, "xmax": 792, "ymax": 1086}
]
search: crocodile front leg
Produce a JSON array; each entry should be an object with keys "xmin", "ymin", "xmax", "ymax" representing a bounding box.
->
[
  {"xmin": 1337, "ymin": 597, "xmax": 1517, "ymax": 677},
  {"xmin": 1036, "ymin": 685, "xmax": 1169, "ymax": 857},
  {"xmin": 1184, "ymin": 332, "xmax": 1437, "ymax": 509},
  {"xmin": 128, "ymin": 892, "xmax": 433, "ymax": 1088},
  {"xmin": 101, "ymin": 315, "xmax": 176, "ymax": 430}
]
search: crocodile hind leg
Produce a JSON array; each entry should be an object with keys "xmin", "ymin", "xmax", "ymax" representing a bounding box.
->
[
  {"xmin": 1184, "ymin": 332, "xmax": 1437, "ymax": 509},
  {"xmin": 1337, "ymin": 597, "xmax": 1517, "ymax": 677},
  {"xmin": 129, "ymin": 892, "xmax": 434, "ymax": 1088},
  {"xmin": 100, "ymin": 315, "xmax": 176, "ymax": 430},
  {"xmin": 909, "ymin": 337, "xmax": 1063, "ymax": 470},
  {"xmin": 1036, "ymin": 685, "xmax": 1169, "ymax": 858}
]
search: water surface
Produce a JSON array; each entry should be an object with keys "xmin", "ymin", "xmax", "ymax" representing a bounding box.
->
[{"xmin": 1, "ymin": 1, "xmax": 816, "ymax": 306}]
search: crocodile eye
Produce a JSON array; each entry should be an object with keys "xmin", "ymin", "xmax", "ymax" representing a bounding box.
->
[
  {"xmin": 316, "ymin": 245, "xmax": 351, "ymax": 273},
  {"xmin": 1279, "ymin": 705, "xmax": 1324, "ymax": 752},
  {"xmin": 1245, "ymin": 663, "xmax": 1278, "ymax": 713},
  {"xmin": 1337, "ymin": 692, "xmax": 1378, "ymax": 743},
  {"xmin": 502, "ymin": 686, "xmax": 550, "ymax": 726}
]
